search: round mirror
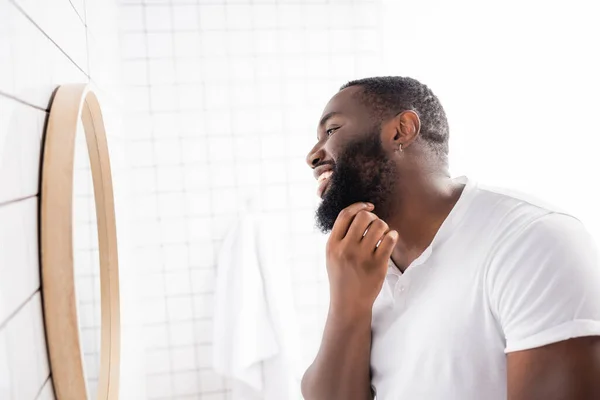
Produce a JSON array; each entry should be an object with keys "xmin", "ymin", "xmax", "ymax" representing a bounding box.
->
[
  {"xmin": 41, "ymin": 84, "xmax": 121, "ymax": 400},
  {"xmin": 73, "ymin": 116, "xmax": 102, "ymax": 398}
]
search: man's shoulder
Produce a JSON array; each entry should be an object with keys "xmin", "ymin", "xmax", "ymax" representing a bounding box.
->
[{"xmin": 466, "ymin": 180, "xmax": 578, "ymax": 238}]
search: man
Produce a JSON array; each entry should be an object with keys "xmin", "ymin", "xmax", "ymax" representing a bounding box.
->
[{"xmin": 302, "ymin": 76, "xmax": 600, "ymax": 399}]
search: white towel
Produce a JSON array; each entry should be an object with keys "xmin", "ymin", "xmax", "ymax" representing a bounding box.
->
[{"xmin": 213, "ymin": 212, "xmax": 302, "ymax": 400}]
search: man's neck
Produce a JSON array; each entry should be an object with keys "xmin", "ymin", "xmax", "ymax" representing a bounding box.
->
[{"xmin": 386, "ymin": 175, "xmax": 465, "ymax": 272}]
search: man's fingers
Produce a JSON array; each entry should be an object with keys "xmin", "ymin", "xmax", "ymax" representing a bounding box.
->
[
  {"xmin": 330, "ymin": 202, "xmax": 374, "ymax": 241},
  {"xmin": 362, "ymin": 219, "xmax": 389, "ymax": 249},
  {"xmin": 375, "ymin": 230, "xmax": 398, "ymax": 259},
  {"xmin": 346, "ymin": 210, "xmax": 378, "ymax": 241}
]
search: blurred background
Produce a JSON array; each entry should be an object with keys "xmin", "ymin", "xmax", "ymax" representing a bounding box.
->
[{"xmin": 1, "ymin": 0, "xmax": 599, "ymax": 399}]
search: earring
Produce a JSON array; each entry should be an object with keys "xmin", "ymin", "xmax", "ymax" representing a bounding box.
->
[{"xmin": 398, "ymin": 143, "xmax": 403, "ymax": 152}]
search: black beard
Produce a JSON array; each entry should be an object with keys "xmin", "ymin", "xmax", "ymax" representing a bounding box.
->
[{"xmin": 315, "ymin": 130, "xmax": 398, "ymax": 233}]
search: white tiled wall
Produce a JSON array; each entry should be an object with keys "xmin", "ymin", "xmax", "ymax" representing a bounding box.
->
[
  {"xmin": 118, "ymin": 1, "xmax": 383, "ymax": 399},
  {"xmin": 0, "ymin": 0, "xmax": 129, "ymax": 398}
]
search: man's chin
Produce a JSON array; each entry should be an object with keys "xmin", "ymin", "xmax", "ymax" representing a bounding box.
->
[{"xmin": 315, "ymin": 197, "xmax": 340, "ymax": 233}]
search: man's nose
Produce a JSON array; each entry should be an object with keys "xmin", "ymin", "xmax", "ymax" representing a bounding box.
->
[{"xmin": 306, "ymin": 143, "xmax": 325, "ymax": 168}]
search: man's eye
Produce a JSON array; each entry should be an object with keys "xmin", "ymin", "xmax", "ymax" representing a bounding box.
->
[{"xmin": 326, "ymin": 127, "xmax": 340, "ymax": 136}]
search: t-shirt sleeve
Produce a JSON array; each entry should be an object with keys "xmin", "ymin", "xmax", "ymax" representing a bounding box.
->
[{"xmin": 487, "ymin": 212, "xmax": 600, "ymax": 353}]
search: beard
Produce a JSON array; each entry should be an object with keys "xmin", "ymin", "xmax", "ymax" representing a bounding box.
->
[{"xmin": 315, "ymin": 128, "xmax": 399, "ymax": 233}]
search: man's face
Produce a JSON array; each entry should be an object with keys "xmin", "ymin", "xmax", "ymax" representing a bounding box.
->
[{"xmin": 307, "ymin": 87, "xmax": 399, "ymax": 233}]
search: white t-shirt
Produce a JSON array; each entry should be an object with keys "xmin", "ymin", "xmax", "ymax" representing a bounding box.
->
[{"xmin": 370, "ymin": 176, "xmax": 600, "ymax": 400}]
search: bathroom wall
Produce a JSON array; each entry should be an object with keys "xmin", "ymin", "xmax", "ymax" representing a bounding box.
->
[
  {"xmin": 117, "ymin": 0, "xmax": 383, "ymax": 398},
  {"xmin": 0, "ymin": 0, "xmax": 126, "ymax": 398}
]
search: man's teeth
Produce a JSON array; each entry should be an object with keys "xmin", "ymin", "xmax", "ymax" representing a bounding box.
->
[{"xmin": 318, "ymin": 171, "xmax": 333, "ymax": 183}]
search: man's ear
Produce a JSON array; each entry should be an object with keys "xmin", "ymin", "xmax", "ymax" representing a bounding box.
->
[{"xmin": 382, "ymin": 110, "xmax": 421, "ymax": 151}]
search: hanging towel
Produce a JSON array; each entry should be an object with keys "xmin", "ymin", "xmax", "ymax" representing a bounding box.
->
[{"xmin": 212, "ymin": 212, "xmax": 302, "ymax": 400}]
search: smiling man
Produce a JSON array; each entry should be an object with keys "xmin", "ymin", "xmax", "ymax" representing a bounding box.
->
[{"xmin": 301, "ymin": 76, "xmax": 600, "ymax": 400}]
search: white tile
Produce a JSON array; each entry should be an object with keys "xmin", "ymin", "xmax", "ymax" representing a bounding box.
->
[
  {"xmin": 192, "ymin": 293, "xmax": 214, "ymax": 320},
  {"xmin": 194, "ymin": 319, "xmax": 213, "ymax": 344},
  {"xmin": 225, "ymin": 5, "xmax": 252, "ymax": 30},
  {"xmin": 154, "ymin": 138, "xmax": 182, "ymax": 165},
  {"xmin": 169, "ymin": 321, "xmax": 195, "ymax": 346},
  {"xmin": 160, "ymin": 218, "xmax": 187, "ymax": 244},
  {"xmin": 121, "ymin": 33, "xmax": 148, "ymax": 59},
  {"xmin": 176, "ymin": 84, "xmax": 203, "ymax": 111},
  {"xmin": 175, "ymin": 59, "xmax": 204, "ymax": 84},
  {"xmin": 1, "ymin": 4, "xmax": 77, "ymax": 109},
  {"xmin": 144, "ymin": 323, "xmax": 169, "ymax": 349},
  {"xmin": 190, "ymin": 269, "xmax": 215, "ymax": 294},
  {"xmin": 145, "ymin": 5, "xmax": 172, "ymax": 31},
  {"xmin": 199, "ymin": 369, "xmax": 226, "ymax": 392},
  {"xmin": 119, "ymin": 5, "xmax": 145, "ymax": 32},
  {"xmin": 202, "ymin": 58, "xmax": 228, "ymax": 83},
  {"xmin": 141, "ymin": 272, "xmax": 166, "ymax": 299},
  {"xmin": 5, "ymin": 292, "xmax": 50, "ymax": 400},
  {"xmin": 143, "ymin": 297, "xmax": 167, "ymax": 324},
  {"xmin": 180, "ymin": 138, "xmax": 207, "ymax": 164},
  {"xmin": 172, "ymin": 5, "xmax": 199, "ymax": 31},
  {"xmin": 226, "ymin": 31, "xmax": 253, "ymax": 57},
  {"xmin": 130, "ymin": 167, "xmax": 157, "ymax": 194},
  {"xmin": 188, "ymin": 242, "xmax": 214, "ymax": 269},
  {"xmin": 166, "ymin": 296, "xmax": 193, "ymax": 322},
  {"xmin": 200, "ymin": 31, "xmax": 228, "ymax": 57},
  {"xmin": 13, "ymin": 0, "xmax": 88, "ymax": 72},
  {"xmin": 146, "ymin": 372, "xmax": 172, "ymax": 398},
  {"xmin": 122, "ymin": 60, "xmax": 148, "ymax": 85},
  {"xmin": 277, "ymin": 4, "xmax": 305, "ymax": 29},
  {"xmin": 0, "ymin": 198, "xmax": 39, "ymax": 325},
  {"xmin": 177, "ymin": 111, "xmax": 205, "ymax": 137},
  {"xmin": 147, "ymin": 59, "xmax": 176, "ymax": 86},
  {"xmin": 128, "ymin": 140, "xmax": 155, "ymax": 167},
  {"xmin": 156, "ymin": 165, "xmax": 184, "ymax": 192},
  {"xmin": 150, "ymin": 85, "xmax": 178, "ymax": 112},
  {"xmin": 198, "ymin": 5, "xmax": 226, "ymax": 31},
  {"xmin": 257, "ymin": 108, "xmax": 284, "ymax": 135},
  {"xmin": 204, "ymin": 84, "xmax": 230, "ymax": 110},
  {"xmin": 123, "ymin": 113, "xmax": 153, "ymax": 140},
  {"xmin": 0, "ymin": 97, "xmax": 46, "ymax": 203},
  {"xmin": 0, "ymin": 2, "xmax": 15, "ymax": 95},
  {"xmin": 230, "ymin": 84, "xmax": 256, "ymax": 107},
  {"xmin": 147, "ymin": 32, "xmax": 174, "ymax": 58},
  {"xmin": 195, "ymin": 344, "xmax": 211, "ymax": 369},
  {"xmin": 184, "ymin": 191, "xmax": 210, "ymax": 218},
  {"xmin": 170, "ymin": 346, "xmax": 196, "ymax": 371},
  {"xmin": 133, "ymin": 195, "xmax": 159, "ymax": 221},
  {"xmin": 0, "ymin": 330, "xmax": 10, "ymax": 399},
  {"xmin": 173, "ymin": 370, "xmax": 198, "ymax": 395},
  {"xmin": 205, "ymin": 110, "xmax": 232, "ymax": 135},
  {"xmin": 151, "ymin": 112, "xmax": 179, "ymax": 138},
  {"xmin": 183, "ymin": 166, "xmax": 210, "ymax": 191},
  {"xmin": 207, "ymin": 136, "xmax": 233, "ymax": 162},
  {"xmin": 355, "ymin": 28, "xmax": 379, "ymax": 52},
  {"xmin": 251, "ymin": 4, "xmax": 278, "ymax": 29},
  {"xmin": 163, "ymin": 244, "xmax": 190, "ymax": 271},
  {"xmin": 35, "ymin": 378, "xmax": 55, "ymax": 400},
  {"xmin": 187, "ymin": 217, "xmax": 212, "ymax": 242},
  {"xmin": 174, "ymin": 32, "xmax": 202, "ymax": 58},
  {"xmin": 234, "ymin": 163, "xmax": 261, "ymax": 187},
  {"xmin": 165, "ymin": 271, "xmax": 192, "ymax": 296},
  {"xmin": 210, "ymin": 188, "xmax": 237, "ymax": 216},
  {"xmin": 263, "ymin": 185, "xmax": 288, "ymax": 211},
  {"xmin": 208, "ymin": 163, "xmax": 235, "ymax": 188},
  {"xmin": 146, "ymin": 348, "xmax": 171, "ymax": 374},
  {"xmin": 262, "ymin": 159, "xmax": 288, "ymax": 185},
  {"xmin": 124, "ymin": 86, "xmax": 151, "ymax": 113}
]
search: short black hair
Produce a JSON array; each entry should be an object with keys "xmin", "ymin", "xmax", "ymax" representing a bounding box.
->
[{"xmin": 340, "ymin": 76, "xmax": 449, "ymax": 157}]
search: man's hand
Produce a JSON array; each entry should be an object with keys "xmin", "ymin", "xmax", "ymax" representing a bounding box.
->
[{"xmin": 326, "ymin": 202, "xmax": 398, "ymax": 318}]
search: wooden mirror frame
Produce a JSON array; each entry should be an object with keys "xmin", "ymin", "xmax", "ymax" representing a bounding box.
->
[{"xmin": 41, "ymin": 84, "xmax": 120, "ymax": 399}]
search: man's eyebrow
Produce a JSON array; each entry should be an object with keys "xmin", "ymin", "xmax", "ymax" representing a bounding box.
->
[{"xmin": 319, "ymin": 111, "xmax": 342, "ymax": 128}]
